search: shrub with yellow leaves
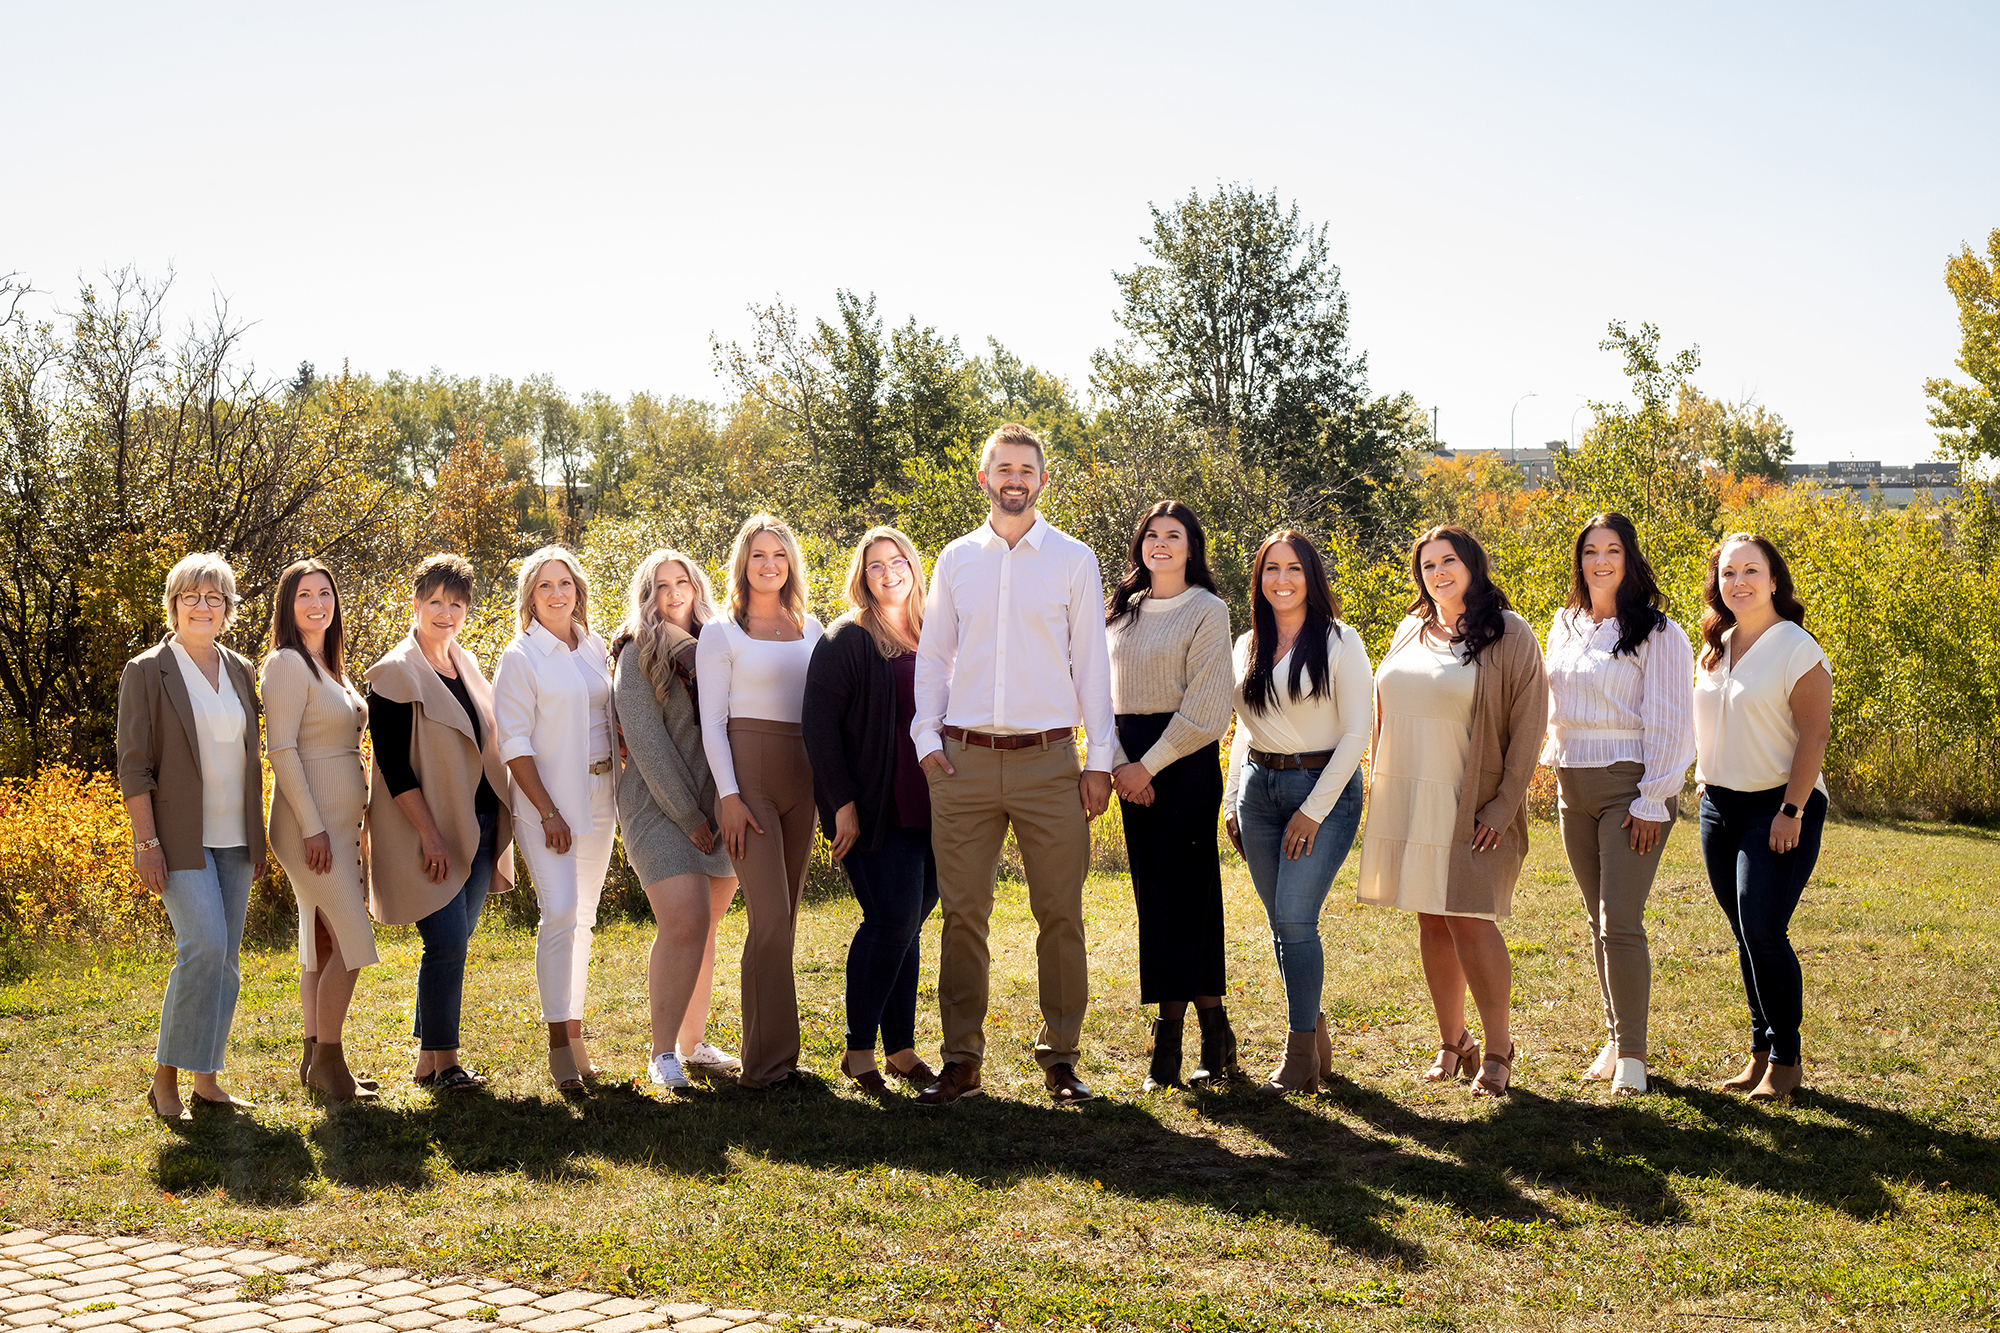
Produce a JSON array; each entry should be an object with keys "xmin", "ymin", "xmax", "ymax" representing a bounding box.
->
[{"xmin": 0, "ymin": 766, "xmax": 167, "ymax": 951}]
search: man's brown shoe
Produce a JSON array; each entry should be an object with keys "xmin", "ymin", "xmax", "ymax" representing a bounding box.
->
[
  {"xmin": 917, "ymin": 1060, "xmax": 983, "ymax": 1105},
  {"xmin": 1045, "ymin": 1062, "xmax": 1096, "ymax": 1104}
]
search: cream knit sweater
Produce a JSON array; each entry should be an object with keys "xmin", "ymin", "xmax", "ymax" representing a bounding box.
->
[{"xmin": 1107, "ymin": 586, "xmax": 1234, "ymax": 774}]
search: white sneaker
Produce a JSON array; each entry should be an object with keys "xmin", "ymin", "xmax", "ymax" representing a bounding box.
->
[
  {"xmin": 1610, "ymin": 1057, "xmax": 1648, "ymax": 1097},
  {"xmin": 1583, "ymin": 1040, "xmax": 1618, "ymax": 1082},
  {"xmin": 682, "ymin": 1041, "xmax": 740, "ymax": 1074},
  {"xmin": 647, "ymin": 1051, "xmax": 691, "ymax": 1089}
]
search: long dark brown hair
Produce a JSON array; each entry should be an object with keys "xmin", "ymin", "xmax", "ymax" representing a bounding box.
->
[
  {"xmin": 1106, "ymin": 500, "xmax": 1220, "ymax": 626},
  {"xmin": 1699, "ymin": 532, "xmax": 1809, "ymax": 670},
  {"xmin": 1565, "ymin": 512, "xmax": 1669, "ymax": 657},
  {"xmin": 269, "ymin": 558, "xmax": 347, "ymax": 683},
  {"xmin": 1407, "ymin": 524, "xmax": 1511, "ymax": 664},
  {"xmin": 1241, "ymin": 529, "xmax": 1343, "ymax": 715}
]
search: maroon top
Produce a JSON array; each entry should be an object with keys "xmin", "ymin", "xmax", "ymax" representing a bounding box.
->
[{"xmin": 891, "ymin": 650, "xmax": 930, "ymax": 828}]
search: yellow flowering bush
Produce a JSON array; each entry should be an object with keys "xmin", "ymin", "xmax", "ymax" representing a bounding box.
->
[{"xmin": 0, "ymin": 765, "xmax": 167, "ymax": 948}]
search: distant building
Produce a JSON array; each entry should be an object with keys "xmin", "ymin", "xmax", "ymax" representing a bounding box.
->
[
  {"xmin": 1786, "ymin": 460, "xmax": 1962, "ymax": 504},
  {"xmin": 1434, "ymin": 447, "xmax": 1558, "ymax": 489}
]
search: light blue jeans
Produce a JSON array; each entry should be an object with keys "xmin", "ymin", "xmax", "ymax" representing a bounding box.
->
[
  {"xmin": 1235, "ymin": 765, "xmax": 1364, "ymax": 1032},
  {"xmin": 156, "ymin": 845, "xmax": 254, "ymax": 1073}
]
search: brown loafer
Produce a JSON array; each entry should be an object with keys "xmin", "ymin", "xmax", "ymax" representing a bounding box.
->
[
  {"xmin": 1044, "ymin": 1062, "xmax": 1096, "ymax": 1104},
  {"xmin": 916, "ymin": 1060, "xmax": 983, "ymax": 1106},
  {"xmin": 840, "ymin": 1053, "xmax": 894, "ymax": 1100},
  {"xmin": 888, "ymin": 1057, "xmax": 937, "ymax": 1090}
]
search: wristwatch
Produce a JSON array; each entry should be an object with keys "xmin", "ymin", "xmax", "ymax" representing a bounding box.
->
[
  {"xmin": 135, "ymin": 837, "xmax": 162, "ymax": 852},
  {"xmin": 1778, "ymin": 802, "xmax": 1801, "ymax": 819}
]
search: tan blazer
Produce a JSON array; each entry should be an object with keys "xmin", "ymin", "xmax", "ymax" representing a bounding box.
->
[
  {"xmin": 116, "ymin": 636, "xmax": 267, "ymax": 872},
  {"xmin": 1374, "ymin": 610, "xmax": 1548, "ymax": 916},
  {"xmin": 363, "ymin": 635, "xmax": 516, "ymax": 925}
]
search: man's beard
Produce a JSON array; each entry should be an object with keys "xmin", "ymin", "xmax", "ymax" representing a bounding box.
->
[{"xmin": 985, "ymin": 479, "xmax": 1041, "ymax": 514}]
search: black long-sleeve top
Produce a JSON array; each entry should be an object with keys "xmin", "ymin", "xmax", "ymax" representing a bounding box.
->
[
  {"xmin": 367, "ymin": 668, "xmax": 500, "ymax": 815},
  {"xmin": 803, "ymin": 612, "xmax": 925, "ymax": 854}
]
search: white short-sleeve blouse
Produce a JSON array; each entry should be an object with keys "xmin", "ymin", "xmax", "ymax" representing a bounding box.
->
[{"xmin": 1693, "ymin": 619, "xmax": 1829, "ymax": 794}]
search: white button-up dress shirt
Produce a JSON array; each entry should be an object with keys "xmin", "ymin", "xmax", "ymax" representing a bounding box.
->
[
  {"xmin": 912, "ymin": 514, "xmax": 1117, "ymax": 769},
  {"xmin": 1541, "ymin": 609, "xmax": 1698, "ymax": 822},
  {"xmin": 491, "ymin": 617, "xmax": 618, "ymax": 829}
]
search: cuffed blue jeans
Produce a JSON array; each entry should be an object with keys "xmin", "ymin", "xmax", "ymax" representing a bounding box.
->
[
  {"xmin": 412, "ymin": 811, "xmax": 497, "ymax": 1053},
  {"xmin": 1698, "ymin": 784, "xmax": 1827, "ymax": 1065},
  {"xmin": 156, "ymin": 845, "xmax": 255, "ymax": 1073},
  {"xmin": 1235, "ymin": 765, "xmax": 1364, "ymax": 1032},
  {"xmin": 841, "ymin": 825, "xmax": 939, "ymax": 1054}
]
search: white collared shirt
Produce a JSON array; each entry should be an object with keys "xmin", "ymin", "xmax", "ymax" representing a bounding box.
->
[
  {"xmin": 912, "ymin": 514, "xmax": 1116, "ymax": 769},
  {"xmin": 168, "ymin": 639, "xmax": 248, "ymax": 848},
  {"xmin": 1541, "ymin": 610, "xmax": 1698, "ymax": 823},
  {"xmin": 491, "ymin": 617, "xmax": 617, "ymax": 828}
]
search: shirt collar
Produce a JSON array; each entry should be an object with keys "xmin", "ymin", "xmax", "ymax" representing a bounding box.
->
[
  {"xmin": 979, "ymin": 514, "xmax": 1049, "ymax": 549},
  {"xmin": 524, "ymin": 618, "xmax": 574, "ymax": 656}
]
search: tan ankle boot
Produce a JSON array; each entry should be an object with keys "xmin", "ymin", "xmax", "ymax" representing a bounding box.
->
[
  {"xmin": 1260, "ymin": 1030, "xmax": 1322, "ymax": 1095},
  {"xmin": 1314, "ymin": 1013, "xmax": 1333, "ymax": 1082},
  {"xmin": 1748, "ymin": 1058, "xmax": 1803, "ymax": 1104},
  {"xmin": 1718, "ymin": 1052, "xmax": 1768, "ymax": 1093},
  {"xmin": 307, "ymin": 1041, "xmax": 378, "ymax": 1103}
]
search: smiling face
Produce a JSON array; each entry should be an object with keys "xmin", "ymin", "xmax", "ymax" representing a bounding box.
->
[
  {"xmin": 653, "ymin": 560, "xmax": 698, "ymax": 631},
  {"xmin": 862, "ymin": 538, "xmax": 912, "ymax": 610},
  {"xmin": 1579, "ymin": 526, "xmax": 1626, "ymax": 605},
  {"xmin": 1141, "ymin": 517, "xmax": 1189, "ymax": 585},
  {"xmin": 978, "ymin": 443, "xmax": 1046, "ymax": 516},
  {"xmin": 413, "ymin": 588, "xmax": 469, "ymax": 645},
  {"xmin": 1716, "ymin": 539, "xmax": 1775, "ymax": 621},
  {"xmin": 530, "ymin": 559, "xmax": 577, "ymax": 630},
  {"xmin": 1419, "ymin": 538, "xmax": 1469, "ymax": 611},
  {"xmin": 175, "ymin": 581, "xmax": 228, "ymax": 642},
  {"xmin": 1259, "ymin": 541, "xmax": 1307, "ymax": 618},
  {"xmin": 745, "ymin": 533, "xmax": 791, "ymax": 600},
  {"xmin": 293, "ymin": 572, "xmax": 337, "ymax": 641}
]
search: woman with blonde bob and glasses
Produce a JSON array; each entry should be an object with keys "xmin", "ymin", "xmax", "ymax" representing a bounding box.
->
[
  {"xmin": 803, "ymin": 526, "xmax": 941, "ymax": 1098},
  {"xmin": 611, "ymin": 549, "xmax": 742, "ymax": 1089},
  {"xmin": 118, "ymin": 553, "xmax": 267, "ymax": 1120},
  {"xmin": 697, "ymin": 513, "xmax": 824, "ymax": 1090},
  {"xmin": 492, "ymin": 545, "xmax": 621, "ymax": 1094}
]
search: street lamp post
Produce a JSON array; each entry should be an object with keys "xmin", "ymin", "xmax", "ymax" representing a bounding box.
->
[
  {"xmin": 1571, "ymin": 403, "xmax": 1590, "ymax": 448},
  {"xmin": 1510, "ymin": 392, "xmax": 1538, "ymax": 462}
]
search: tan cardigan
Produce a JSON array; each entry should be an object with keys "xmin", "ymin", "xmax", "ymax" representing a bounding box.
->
[
  {"xmin": 363, "ymin": 635, "xmax": 516, "ymax": 925},
  {"xmin": 116, "ymin": 636, "xmax": 267, "ymax": 872},
  {"xmin": 1374, "ymin": 610, "xmax": 1548, "ymax": 916}
]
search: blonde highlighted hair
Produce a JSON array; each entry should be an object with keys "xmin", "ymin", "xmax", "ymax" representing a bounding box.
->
[
  {"xmin": 514, "ymin": 544, "xmax": 592, "ymax": 634},
  {"xmin": 162, "ymin": 552, "xmax": 242, "ymax": 633},
  {"xmin": 842, "ymin": 527, "xmax": 927, "ymax": 658},
  {"xmin": 725, "ymin": 513, "xmax": 807, "ymax": 629},
  {"xmin": 615, "ymin": 549, "xmax": 719, "ymax": 705}
]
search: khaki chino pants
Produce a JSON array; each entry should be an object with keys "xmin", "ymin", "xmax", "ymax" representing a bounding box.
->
[
  {"xmin": 1556, "ymin": 760, "xmax": 1678, "ymax": 1061},
  {"xmin": 927, "ymin": 735, "xmax": 1092, "ymax": 1071}
]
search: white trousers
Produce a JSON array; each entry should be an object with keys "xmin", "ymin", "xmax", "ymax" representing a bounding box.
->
[{"xmin": 521, "ymin": 770, "xmax": 619, "ymax": 1023}]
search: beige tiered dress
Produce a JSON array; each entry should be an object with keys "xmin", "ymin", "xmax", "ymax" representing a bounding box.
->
[
  {"xmin": 261, "ymin": 649, "xmax": 379, "ymax": 968},
  {"xmin": 1356, "ymin": 617, "xmax": 1497, "ymax": 920}
]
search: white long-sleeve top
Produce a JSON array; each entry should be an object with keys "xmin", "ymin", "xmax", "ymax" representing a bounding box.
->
[
  {"xmin": 912, "ymin": 515, "xmax": 1117, "ymax": 770},
  {"xmin": 1223, "ymin": 622, "xmax": 1373, "ymax": 825},
  {"xmin": 492, "ymin": 617, "xmax": 618, "ymax": 829},
  {"xmin": 1540, "ymin": 609, "xmax": 1697, "ymax": 823},
  {"xmin": 695, "ymin": 614, "xmax": 824, "ymax": 799}
]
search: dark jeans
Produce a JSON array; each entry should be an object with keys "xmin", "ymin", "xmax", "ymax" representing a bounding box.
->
[
  {"xmin": 1698, "ymin": 784, "xmax": 1827, "ymax": 1065},
  {"xmin": 412, "ymin": 811, "xmax": 497, "ymax": 1053},
  {"xmin": 841, "ymin": 824, "xmax": 939, "ymax": 1053}
]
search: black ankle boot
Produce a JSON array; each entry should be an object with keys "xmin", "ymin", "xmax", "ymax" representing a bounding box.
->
[
  {"xmin": 1190, "ymin": 1004, "xmax": 1239, "ymax": 1085},
  {"xmin": 1142, "ymin": 1011, "xmax": 1184, "ymax": 1091}
]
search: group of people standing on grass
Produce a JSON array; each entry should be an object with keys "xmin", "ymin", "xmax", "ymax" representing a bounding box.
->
[{"xmin": 117, "ymin": 421, "xmax": 1833, "ymax": 1119}]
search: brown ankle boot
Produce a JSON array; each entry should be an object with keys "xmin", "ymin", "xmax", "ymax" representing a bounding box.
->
[
  {"xmin": 1748, "ymin": 1058, "xmax": 1803, "ymax": 1104},
  {"xmin": 1260, "ymin": 1030, "xmax": 1322, "ymax": 1095},
  {"xmin": 1718, "ymin": 1052, "xmax": 1768, "ymax": 1093},
  {"xmin": 1314, "ymin": 1012, "xmax": 1333, "ymax": 1082},
  {"xmin": 300, "ymin": 1036, "xmax": 316, "ymax": 1088},
  {"xmin": 307, "ymin": 1041, "xmax": 378, "ymax": 1103}
]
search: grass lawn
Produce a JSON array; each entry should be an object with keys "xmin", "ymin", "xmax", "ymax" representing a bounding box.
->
[{"xmin": 2, "ymin": 813, "xmax": 1997, "ymax": 1331}]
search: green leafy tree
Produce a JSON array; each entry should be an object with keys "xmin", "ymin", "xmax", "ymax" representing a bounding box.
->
[
  {"xmin": 1924, "ymin": 226, "xmax": 2000, "ymax": 466},
  {"xmin": 1563, "ymin": 321, "xmax": 1720, "ymax": 537},
  {"xmin": 1677, "ymin": 389, "xmax": 1795, "ymax": 481}
]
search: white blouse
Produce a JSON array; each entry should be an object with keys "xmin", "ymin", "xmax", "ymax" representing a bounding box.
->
[
  {"xmin": 169, "ymin": 640, "xmax": 248, "ymax": 848},
  {"xmin": 1693, "ymin": 619, "xmax": 1830, "ymax": 795},
  {"xmin": 696, "ymin": 614, "xmax": 824, "ymax": 799},
  {"xmin": 1223, "ymin": 622, "xmax": 1373, "ymax": 825},
  {"xmin": 492, "ymin": 618, "xmax": 618, "ymax": 829},
  {"xmin": 1541, "ymin": 610, "xmax": 1697, "ymax": 822}
]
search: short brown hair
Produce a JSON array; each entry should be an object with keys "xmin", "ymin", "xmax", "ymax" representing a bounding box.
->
[
  {"xmin": 979, "ymin": 422, "xmax": 1046, "ymax": 471},
  {"xmin": 412, "ymin": 553, "xmax": 475, "ymax": 604}
]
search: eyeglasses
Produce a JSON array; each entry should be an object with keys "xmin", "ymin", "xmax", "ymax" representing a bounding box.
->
[
  {"xmin": 177, "ymin": 592, "xmax": 230, "ymax": 609},
  {"xmin": 865, "ymin": 557, "xmax": 911, "ymax": 578}
]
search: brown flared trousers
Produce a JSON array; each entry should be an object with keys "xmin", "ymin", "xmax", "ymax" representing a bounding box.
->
[
  {"xmin": 727, "ymin": 720, "xmax": 815, "ymax": 1088},
  {"xmin": 1556, "ymin": 760, "xmax": 1678, "ymax": 1060}
]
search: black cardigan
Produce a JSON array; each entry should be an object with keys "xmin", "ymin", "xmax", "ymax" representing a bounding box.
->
[{"xmin": 802, "ymin": 612, "xmax": 904, "ymax": 855}]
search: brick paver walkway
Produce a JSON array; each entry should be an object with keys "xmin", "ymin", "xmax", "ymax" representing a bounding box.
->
[{"xmin": 0, "ymin": 1232, "xmax": 916, "ymax": 1333}]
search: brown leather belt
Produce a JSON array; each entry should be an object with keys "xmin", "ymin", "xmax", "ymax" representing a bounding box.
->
[
  {"xmin": 1248, "ymin": 747, "xmax": 1333, "ymax": 771},
  {"xmin": 944, "ymin": 725, "xmax": 1074, "ymax": 751}
]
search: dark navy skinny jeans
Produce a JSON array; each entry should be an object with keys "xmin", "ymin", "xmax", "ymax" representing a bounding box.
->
[
  {"xmin": 1698, "ymin": 784, "xmax": 1827, "ymax": 1066},
  {"xmin": 840, "ymin": 825, "xmax": 939, "ymax": 1054}
]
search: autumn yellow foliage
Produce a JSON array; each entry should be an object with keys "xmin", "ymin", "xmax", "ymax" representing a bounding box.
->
[{"xmin": 0, "ymin": 765, "xmax": 166, "ymax": 947}]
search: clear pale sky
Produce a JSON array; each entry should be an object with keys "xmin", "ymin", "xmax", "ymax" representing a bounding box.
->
[{"xmin": 8, "ymin": 2, "xmax": 1996, "ymax": 463}]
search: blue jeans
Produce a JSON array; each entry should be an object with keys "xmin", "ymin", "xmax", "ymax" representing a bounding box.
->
[
  {"xmin": 156, "ymin": 845, "xmax": 255, "ymax": 1073},
  {"xmin": 1235, "ymin": 765, "xmax": 1364, "ymax": 1032},
  {"xmin": 841, "ymin": 825, "xmax": 939, "ymax": 1053},
  {"xmin": 412, "ymin": 812, "xmax": 497, "ymax": 1053},
  {"xmin": 1699, "ymin": 785, "xmax": 1827, "ymax": 1065}
]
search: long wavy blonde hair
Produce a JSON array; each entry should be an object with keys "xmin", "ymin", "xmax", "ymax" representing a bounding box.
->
[
  {"xmin": 615, "ymin": 549, "xmax": 719, "ymax": 704},
  {"xmin": 842, "ymin": 527, "xmax": 927, "ymax": 658},
  {"xmin": 724, "ymin": 513, "xmax": 807, "ymax": 629}
]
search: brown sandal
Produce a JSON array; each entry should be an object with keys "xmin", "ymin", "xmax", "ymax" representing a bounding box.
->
[
  {"xmin": 1471, "ymin": 1044, "xmax": 1516, "ymax": 1098},
  {"xmin": 1422, "ymin": 1030, "xmax": 1479, "ymax": 1083}
]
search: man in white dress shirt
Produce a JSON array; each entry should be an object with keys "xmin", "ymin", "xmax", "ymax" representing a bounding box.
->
[{"xmin": 912, "ymin": 423, "xmax": 1116, "ymax": 1105}]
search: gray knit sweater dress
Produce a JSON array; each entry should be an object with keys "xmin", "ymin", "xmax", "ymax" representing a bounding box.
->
[{"xmin": 613, "ymin": 624, "xmax": 734, "ymax": 883}]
